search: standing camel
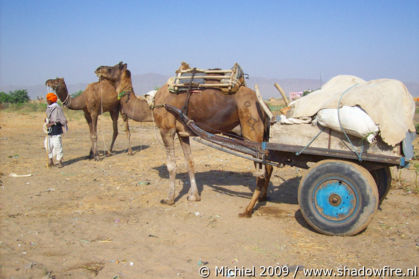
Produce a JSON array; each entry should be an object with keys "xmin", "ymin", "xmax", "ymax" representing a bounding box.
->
[
  {"xmin": 94, "ymin": 65, "xmax": 153, "ymax": 150},
  {"xmin": 45, "ymin": 62, "xmax": 134, "ymax": 159},
  {"xmin": 155, "ymin": 84, "xmax": 273, "ymax": 217},
  {"xmin": 99, "ymin": 63, "xmax": 274, "ymax": 217},
  {"xmin": 95, "ymin": 66, "xmax": 153, "ymax": 122}
]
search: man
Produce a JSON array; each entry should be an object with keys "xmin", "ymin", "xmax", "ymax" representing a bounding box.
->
[{"xmin": 44, "ymin": 92, "xmax": 67, "ymax": 168}]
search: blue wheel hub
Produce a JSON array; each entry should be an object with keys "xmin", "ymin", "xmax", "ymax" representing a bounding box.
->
[{"xmin": 314, "ymin": 178, "xmax": 357, "ymax": 222}]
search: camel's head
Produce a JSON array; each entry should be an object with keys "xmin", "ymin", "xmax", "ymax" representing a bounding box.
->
[
  {"xmin": 95, "ymin": 61, "xmax": 127, "ymax": 82},
  {"xmin": 45, "ymin": 78, "xmax": 65, "ymax": 91}
]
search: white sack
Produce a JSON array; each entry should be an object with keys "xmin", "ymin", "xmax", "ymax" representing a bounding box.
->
[
  {"xmin": 278, "ymin": 115, "xmax": 312, "ymax": 125},
  {"xmin": 315, "ymin": 106, "xmax": 379, "ymax": 143}
]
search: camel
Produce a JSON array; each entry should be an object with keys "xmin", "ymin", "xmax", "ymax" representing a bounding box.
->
[
  {"xmin": 95, "ymin": 66, "xmax": 153, "ymax": 123},
  {"xmin": 96, "ymin": 62, "xmax": 272, "ymax": 217},
  {"xmin": 45, "ymin": 62, "xmax": 134, "ymax": 159},
  {"xmin": 156, "ymin": 80, "xmax": 273, "ymax": 216},
  {"xmin": 94, "ymin": 65, "xmax": 154, "ymax": 156},
  {"xmin": 96, "ymin": 63, "xmax": 273, "ymax": 216}
]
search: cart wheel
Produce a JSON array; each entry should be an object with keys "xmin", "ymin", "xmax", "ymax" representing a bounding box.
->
[
  {"xmin": 370, "ymin": 167, "xmax": 392, "ymax": 203},
  {"xmin": 298, "ymin": 160, "xmax": 379, "ymax": 236}
]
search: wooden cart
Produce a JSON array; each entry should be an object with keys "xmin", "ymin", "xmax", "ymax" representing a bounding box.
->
[{"xmin": 164, "ymin": 104, "xmax": 412, "ymax": 236}]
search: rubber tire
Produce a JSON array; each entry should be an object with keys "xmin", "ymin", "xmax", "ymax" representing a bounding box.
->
[
  {"xmin": 298, "ymin": 159, "xmax": 379, "ymax": 236},
  {"xmin": 370, "ymin": 167, "xmax": 392, "ymax": 203}
]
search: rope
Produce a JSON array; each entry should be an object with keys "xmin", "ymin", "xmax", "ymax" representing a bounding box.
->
[
  {"xmin": 63, "ymin": 93, "xmax": 71, "ymax": 107},
  {"xmin": 295, "ymin": 129, "xmax": 323, "ymax": 156},
  {"xmin": 337, "ymin": 84, "xmax": 364, "ymax": 161},
  {"xmin": 150, "ymin": 105, "xmax": 165, "ymax": 146},
  {"xmin": 295, "ymin": 84, "xmax": 364, "ymax": 161},
  {"xmin": 128, "ymin": 90, "xmax": 142, "ymax": 153},
  {"xmin": 99, "ymin": 84, "xmax": 108, "ymax": 156},
  {"xmin": 182, "ymin": 68, "xmax": 197, "ymax": 115}
]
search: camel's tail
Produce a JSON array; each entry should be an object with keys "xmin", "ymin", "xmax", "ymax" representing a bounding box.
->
[
  {"xmin": 254, "ymin": 84, "xmax": 273, "ymax": 143},
  {"xmin": 263, "ymin": 110, "xmax": 271, "ymax": 142}
]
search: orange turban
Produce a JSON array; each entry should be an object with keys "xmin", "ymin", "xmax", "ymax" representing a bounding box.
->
[{"xmin": 46, "ymin": 92, "xmax": 57, "ymax": 103}]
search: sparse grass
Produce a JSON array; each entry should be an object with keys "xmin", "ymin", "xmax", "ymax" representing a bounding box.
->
[
  {"xmin": 63, "ymin": 108, "xmax": 84, "ymax": 121},
  {"xmin": 1, "ymin": 102, "xmax": 47, "ymax": 112},
  {"xmin": 0, "ymin": 101, "xmax": 85, "ymax": 120}
]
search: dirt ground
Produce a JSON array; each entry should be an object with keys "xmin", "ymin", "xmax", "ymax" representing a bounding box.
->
[{"xmin": 0, "ymin": 111, "xmax": 418, "ymax": 279}]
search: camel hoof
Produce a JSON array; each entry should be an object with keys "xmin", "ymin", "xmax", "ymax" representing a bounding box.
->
[
  {"xmin": 238, "ymin": 211, "xmax": 252, "ymax": 218},
  {"xmin": 160, "ymin": 199, "xmax": 175, "ymax": 206},
  {"xmin": 187, "ymin": 195, "xmax": 201, "ymax": 202},
  {"xmin": 127, "ymin": 151, "xmax": 134, "ymax": 156},
  {"xmin": 106, "ymin": 151, "xmax": 113, "ymax": 157}
]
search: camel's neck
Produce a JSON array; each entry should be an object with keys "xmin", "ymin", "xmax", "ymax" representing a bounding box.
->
[
  {"xmin": 120, "ymin": 92, "xmax": 153, "ymax": 122},
  {"xmin": 117, "ymin": 74, "xmax": 153, "ymax": 122},
  {"xmin": 55, "ymin": 83, "xmax": 85, "ymax": 110}
]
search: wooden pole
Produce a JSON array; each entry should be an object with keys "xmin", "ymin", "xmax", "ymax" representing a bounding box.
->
[
  {"xmin": 254, "ymin": 84, "xmax": 273, "ymax": 120},
  {"xmin": 274, "ymin": 82, "xmax": 289, "ymax": 106}
]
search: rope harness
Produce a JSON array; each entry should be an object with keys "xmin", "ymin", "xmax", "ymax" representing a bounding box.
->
[
  {"xmin": 62, "ymin": 93, "xmax": 71, "ymax": 107},
  {"xmin": 295, "ymin": 84, "xmax": 365, "ymax": 161},
  {"xmin": 181, "ymin": 67, "xmax": 197, "ymax": 116}
]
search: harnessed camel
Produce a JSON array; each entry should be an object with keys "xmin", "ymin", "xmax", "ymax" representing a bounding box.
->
[{"xmin": 101, "ymin": 63, "xmax": 273, "ymax": 217}]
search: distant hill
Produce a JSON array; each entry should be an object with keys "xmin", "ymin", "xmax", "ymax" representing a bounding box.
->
[{"xmin": 1, "ymin": 74, "xmax": 419, "ymax": 100}]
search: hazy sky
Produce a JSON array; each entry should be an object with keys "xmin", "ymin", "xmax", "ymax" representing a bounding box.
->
[{"xmin": 1, "ymin": 0, "xmax": 418, "ymax": 87}]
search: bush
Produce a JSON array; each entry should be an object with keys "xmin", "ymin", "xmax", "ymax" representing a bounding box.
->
[{"xmin": 0, "ymin": 89, "xmax": 30, "ymax": 104}]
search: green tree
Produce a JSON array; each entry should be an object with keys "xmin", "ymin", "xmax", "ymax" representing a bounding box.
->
[
  {"xmin": 9, "ymin": 89, "xmax": 30, "ymax": 103},
  {"xmin": 0, "ymin": 92, "xmax": 11, "ymax": 103}
]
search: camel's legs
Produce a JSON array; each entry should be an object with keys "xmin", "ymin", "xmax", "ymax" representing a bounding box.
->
[
  {"xmin": 238, "ymin": 164, "xmax": 273, "ymax": 217},
  {"xmin": 83, "ymin": 111, "xmax": 95, "ymax": 159},
  {"xmin": 259, "ymin": 164, "xmax": 273, "ymax": 201},
  {"xmin": 237, "ymin": 104, "xmax": 273, "ymax": 217},
  {"xmin": 89, "ymin": 112, "xmax": 99, "ymax": 160},
  {"xmin": 178, "ymin": 135, "xmax": 200, "ymax": 202},
  {"xmin": 160, "ymin": 128, "xmax": 177, "ymax": 205},
  {"xmin": 121, "ymin": 113, "xmax": 132, "ymax": 155},
  {"xmin": 107, "ymin": 110, "xmax": 119, "ymax": 155}
]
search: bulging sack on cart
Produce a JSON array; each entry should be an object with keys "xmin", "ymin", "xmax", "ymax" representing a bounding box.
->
[{"xmin": 315, "ymin": 106, "xmax": 379, "ymax": 143}]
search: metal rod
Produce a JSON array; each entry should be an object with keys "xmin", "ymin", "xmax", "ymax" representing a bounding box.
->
[{"xmin": 193, "ymin": 137, "xmax": 279, "ymax": 167}]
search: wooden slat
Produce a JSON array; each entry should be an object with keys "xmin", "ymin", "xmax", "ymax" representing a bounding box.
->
[
  {"xmin": 173, "ymin": 83, "xmax": 238, "ymax": 88},
  {"xmin": 266, "ymin": 142, "xmax": 401, "ymax": 165},
  {"xmin": 180, "ymin": 69, "xmax": 233, "ymax": 74},
  {"xmin": 255, "ymin": 84, "xmax": 273, "ymax": 120},
  {"xmin": 176, "ymin": 75, "xmax": 230, "ymax": 80},
  {"xmin": 274, "ymin": 82, "xmax": 289, "ymax": 106}
]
